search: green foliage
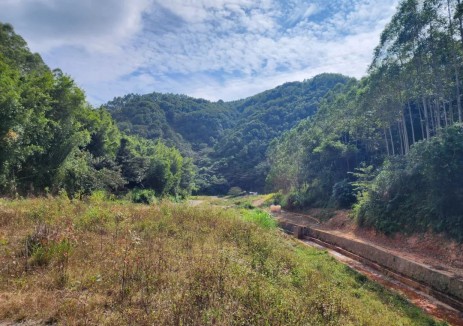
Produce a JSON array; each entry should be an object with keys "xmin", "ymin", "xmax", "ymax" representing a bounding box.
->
[
  {"xmin": 88, "ymin": 190, "xmax": 110, "ymax": 203},
  {"xmin": 354, "ymin": 125, "xmax": 463, "ymax": 241},
  {"xmin": 0, "ymin": 23, "xmax": 195, "ymax": 199},
  {"xmin": 54, "ymin": 149, "xmax": 126, "ymax": 197},
  {"xmin": 228, "ymin": 186, "xmax": 244, "ymax": 197},
  {"xmin": 80, "ymin": 107, "xmax": 122, "ymax": 158},
  {"xmin": 281, "ymin": 185, "xmax": 327, "ymax": 210},
  {"xmin": 105, "ymin": 74, "xmax": 352, "ymax": 193},
  {"xmin": 131, "ymin": 188, "xmax": 156, "ymax": 204},
  {"xmin": 25, "ymin": 224, "xmax": 72, "ymax": 269},
  {"xmin": 266, "ymin": 79, "xmax": 374, "ymax": 208},
  {"xmin": 331, "ymin": 179, "xmax": 356, "ymax": 209},
  {"xmin": 214, "ymin": 74, "xmax": 353, "ymax": 192},
  {"xmin": 116, "ymin": 136, "xmax": 196, "ymax": 197},
  {"xmin": 0, "ymin": 24, "xmax": 94, "ymax": 195},
  {"xmin": 241, "ymin": 209, "xmax": 277, "ymax": 229},
  {"xmin": 268, "ymin": 191, "xmax": 284, "ymax": 205},
  {"xmin": 29, "ymin": 238, "xmax": 71, "ymax": 269},
  {"xmin": 105, "ymin": 93, "xmax": 234, "ymax": 153},
  {"xmin": 265, "ymin": 0, "xmax": 463, "ymax": 231},
  {"xmin": 0, "ymin": 23, "xmax": 47, "ymax": 73},
  {"xmin": 233, "ymin": 199, "xmax": 255, "ymax": 209}
]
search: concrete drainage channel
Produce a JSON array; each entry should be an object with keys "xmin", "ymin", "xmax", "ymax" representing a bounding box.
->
[{"xmin": 278, "ymin": 220, "xmax": 463, "ymax": 325}]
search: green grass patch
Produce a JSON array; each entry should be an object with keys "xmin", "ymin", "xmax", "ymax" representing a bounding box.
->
[{"xmin": 242, "ymin": 209, "xmax": 277, "ymax": 229}]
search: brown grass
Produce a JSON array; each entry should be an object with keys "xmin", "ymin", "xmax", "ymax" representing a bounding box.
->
[{"xmin": 0, "ymin": 197, "xmax": 442, "ymax": 325}]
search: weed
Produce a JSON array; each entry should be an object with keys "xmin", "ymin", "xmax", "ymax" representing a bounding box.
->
[
  {"xmin": 131, "ymin": 188, "xmax": 156, "ymax": 204},
  {"xmin": 0, "ymin": 197, "xmax": 444, "ymax": 325},
  {"xmin": 242, "ymin": 209, "xmax": 277, "ymax": 229}
]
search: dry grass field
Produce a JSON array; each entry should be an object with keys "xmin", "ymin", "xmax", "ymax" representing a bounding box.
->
[{"xmin": 0, "ymin": 195, "xmax": 442, "ymax": 325}]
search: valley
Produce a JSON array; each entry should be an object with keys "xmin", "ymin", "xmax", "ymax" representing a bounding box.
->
[{"xmin": 2, "ymin": 0, "xmax": 463, "ymax": 324}]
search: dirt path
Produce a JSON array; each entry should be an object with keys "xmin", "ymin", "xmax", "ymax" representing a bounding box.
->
[{"xmin": 251, "ymin": 198, "xmax": 266, "ymax": 207}]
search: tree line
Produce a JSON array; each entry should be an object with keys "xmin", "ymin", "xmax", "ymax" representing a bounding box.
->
[{"xmin": 0, "ymin": 23, "xmax": 195, "ymax": 199}]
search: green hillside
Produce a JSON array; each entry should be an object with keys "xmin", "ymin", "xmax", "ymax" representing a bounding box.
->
[
  {"xmin": 105, "ymin": 93, "xmax": 238, "ymax": 154},
  {"xmin": 105, "ymin": 74, "xmax": 352, "ymax": 193}
]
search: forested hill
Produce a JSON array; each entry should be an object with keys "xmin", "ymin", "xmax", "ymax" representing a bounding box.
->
[
  {"xmin": 104, "ymin": 74, "xmax": 352, "ymax": 193},
  {"xmin": 104, "ymin": 93, "xmax": 237, "ymax": 154},
  {"xmin": 213, "ymin": 74, "xmax": 352, "ymax": 192}
]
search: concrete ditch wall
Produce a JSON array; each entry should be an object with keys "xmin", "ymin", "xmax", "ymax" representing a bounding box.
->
[{"xmin": 278, "ymin": 221, "xmax": 463, "ymax": 303}]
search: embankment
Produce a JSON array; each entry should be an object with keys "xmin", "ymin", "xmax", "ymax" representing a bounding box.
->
[{"xmin": 278, "ymin": 220, "xmax": 463, "ymax": 311}]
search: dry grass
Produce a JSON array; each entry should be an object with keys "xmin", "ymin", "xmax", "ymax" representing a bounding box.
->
[{"xmin": 0, "ymin": 196, "xmax": 442, "ymax": 325}]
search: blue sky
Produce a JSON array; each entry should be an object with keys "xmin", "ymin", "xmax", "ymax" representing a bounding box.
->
[{"xmin": 0, "ymin": 0, "xmax": 398, "ymax": 105}]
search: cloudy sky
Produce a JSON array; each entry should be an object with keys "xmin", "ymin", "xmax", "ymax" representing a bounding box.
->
[{"xmin": 0, "ymin": 0, "xmax": 398, "ymax": 105}]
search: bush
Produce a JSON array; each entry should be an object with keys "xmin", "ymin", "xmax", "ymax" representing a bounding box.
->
[
  {"xmin": 234, "ymin": 199, "xmax": 254, "ymax": 209},
  {"xmin": 88, "ymin": 190, "xmax": 108, "ymax": 204},
  {"xmin": 331, "ymin": 179, "xmax": 356, "ymax": 208},
  {"xmin": 242, "ymin": 209, "xmax": 277, "ymax": 229},
  {"xmin": 283, "ymin": 185, "xmax": 324, "ymax": 210},
  {"xmin": 131, "ymin": 188, "xmax": 156, "ymax": 204},
  {"xmin": 228, "ymin": 186, "xmax": 244, "ymax": 197},
  {"xmin": 268, "ymin": 191, "xmax": 284, "ymax": 205},
  {"xmin": 25, "ymin": 224, "xmax": 72, "ymax": 268}
]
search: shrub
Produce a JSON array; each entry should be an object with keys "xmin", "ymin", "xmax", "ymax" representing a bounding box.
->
[
  {"xmin": 234, "ymin": 199, "xmax": 254, "ymax": 209},
  {"xmin": 268, "ymin": 191, "xmax": 284, "ymax": 205},
  {"xmin": 76, "ymin": 206, "xmax": 112, "ymax": 231},
  {"xmin": 131, "ymin": 188, "xmax": 156, "ymax": 204},
  {"xmin": 242, "ymin": 209, "xmax": 277, "ymax": 229},
  {"xmin": 25, "ymin": 224, "xmax": 72, "ymax": 269},
  {"xmin": 331, "ymin": 179, "xmax": 356, "ymax": 208},
  {"xmin": 88, "ymin": 190, "xmax": 108, "ymax": 204},
  {"xmin": 284, "ymin": 189, "xmax": 314, "ymax": 210},
  {"xmin": 228, "ymin": 186, "xmax": 244, "ymax": 197}
]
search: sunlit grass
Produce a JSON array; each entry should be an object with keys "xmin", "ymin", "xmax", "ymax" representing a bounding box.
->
[{"xmin": 0, "ymin": 197, "xmax": 443, "ymax": 325}]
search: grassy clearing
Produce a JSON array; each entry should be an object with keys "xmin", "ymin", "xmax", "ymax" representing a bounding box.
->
[{"xmin": 0, "ymin": 197, "xmax": 442, "ymax": 325}]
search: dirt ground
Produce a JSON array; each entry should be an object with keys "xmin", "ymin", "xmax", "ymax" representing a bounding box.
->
[{"xmin": 272, "ymin": 208, "xmax": 463, "ymax": 278}]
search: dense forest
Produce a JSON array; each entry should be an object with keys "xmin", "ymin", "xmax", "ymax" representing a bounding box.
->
[
  {"xmin": 105, "ymin": 74, "xmax": 351, "ymax": 194},
  {"xmin": 0, "ymin": 23, "xmax": 195, "ymax": 199},
  {"xmin": 267, "ymin": 0, "xmax": 463, "ymax": 241}
]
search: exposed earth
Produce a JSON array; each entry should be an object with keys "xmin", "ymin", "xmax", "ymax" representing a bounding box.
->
[{"xmin": 272, "ymin": 208, "xmax": 463, "ymax": 278}]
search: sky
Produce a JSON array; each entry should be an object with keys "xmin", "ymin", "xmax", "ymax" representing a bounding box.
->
[{"xmin": 0, "ymin": 0, "xmax": 399, "ymax": 105}]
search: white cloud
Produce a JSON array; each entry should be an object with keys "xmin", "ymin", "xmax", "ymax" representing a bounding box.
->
[
  {"xmin": 0, "ymin": 0, "xmax": 150, "ymax": 52},
  {"xmin": 0, "ymin": 0, "xmax": 400, "ymax": 105}
]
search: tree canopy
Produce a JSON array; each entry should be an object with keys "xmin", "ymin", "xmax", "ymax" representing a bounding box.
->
[{"xmin": 0, "ymin": 23, "xmax": 195, "ymax": 199}]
